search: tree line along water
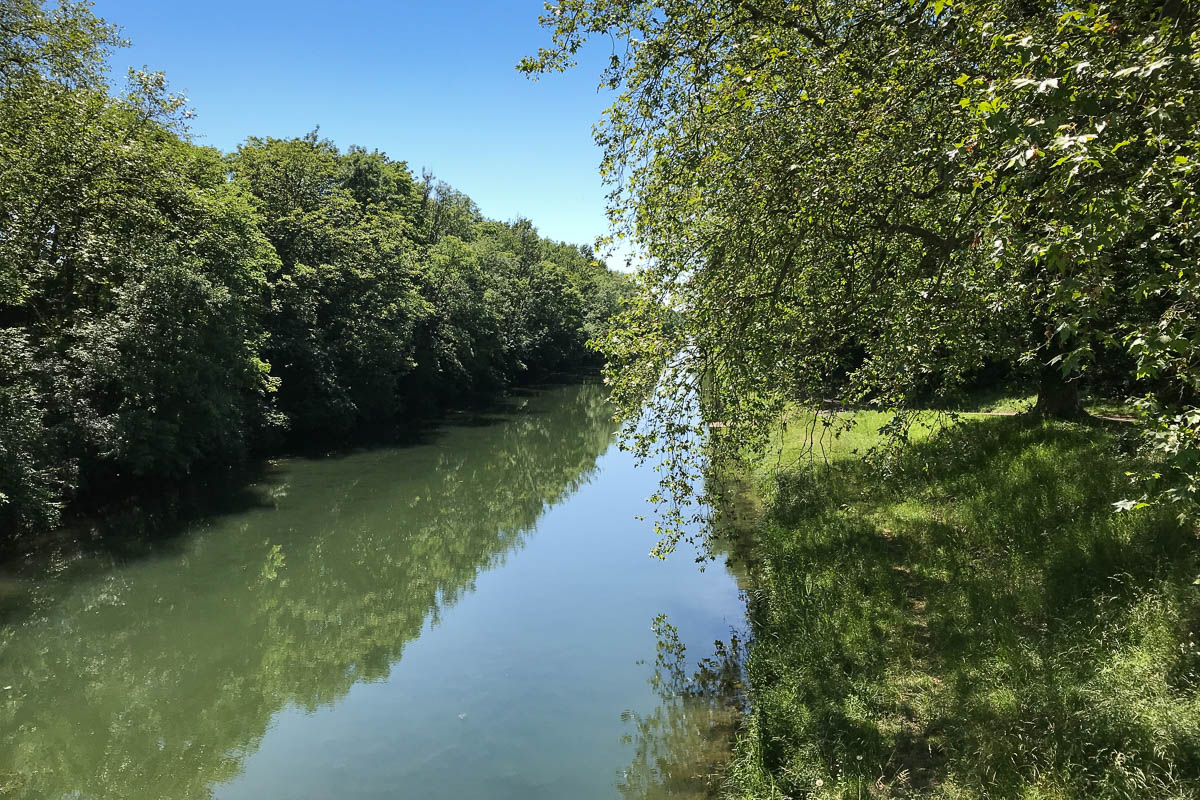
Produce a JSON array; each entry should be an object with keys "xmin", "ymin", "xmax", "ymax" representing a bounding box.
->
[{"xmin": 0, "ymin": 2, "xmax": 633, "ymax": 539}]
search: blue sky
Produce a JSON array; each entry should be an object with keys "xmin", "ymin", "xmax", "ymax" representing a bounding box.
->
[{"xmin": 92, "ymin": 0, "xmax": 619, "ymax": 255}]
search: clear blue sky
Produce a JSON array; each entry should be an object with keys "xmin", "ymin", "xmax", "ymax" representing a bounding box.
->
[{"xmin": 92, "ymin": 0, "xmax": 618, "ymax": 255}]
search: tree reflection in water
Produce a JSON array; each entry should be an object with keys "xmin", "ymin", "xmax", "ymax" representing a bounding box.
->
[
  {"xmin": 619, "ymin": 615, "xmax": 746, "ymax": 800},
  {"xmin": 0, "ymin": 382, "xmax": 617, "ymax": 799}
]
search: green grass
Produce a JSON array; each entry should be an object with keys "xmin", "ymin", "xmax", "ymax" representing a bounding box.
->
[{"xmin": 726, "ymin": 412, "xmax": 1200, "ymax": 799}]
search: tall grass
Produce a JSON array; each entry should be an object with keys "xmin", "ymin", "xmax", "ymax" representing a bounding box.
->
[{"xmin": 727, "ymin": 414, "xmax": 1200, "ymax": 799}]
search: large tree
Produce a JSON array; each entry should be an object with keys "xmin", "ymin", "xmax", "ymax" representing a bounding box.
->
[
  {"xmin": 0, "ymin": 1, "xmax": 278, "ymax": 530},
  {"xmin": 523, "ymin": 0, "xmax": 1200, "ymax": 545}
]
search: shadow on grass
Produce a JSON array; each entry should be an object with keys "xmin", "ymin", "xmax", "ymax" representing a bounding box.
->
[{"xmin": 734, "ymin": 416, "xmax": 1200, "ymax": 799}]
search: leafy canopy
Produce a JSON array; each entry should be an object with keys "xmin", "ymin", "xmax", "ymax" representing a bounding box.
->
[{"xmin": 523, "ymin": 0, "xmax": 1200, "ymax": 550}]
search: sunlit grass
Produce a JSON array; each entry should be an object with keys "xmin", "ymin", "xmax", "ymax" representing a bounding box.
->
[
  {"xmin": 728, "ymin": 411, "xmax": 1200, "ymax": 799},
  {"xmin": 755, "ymin": 409, "xmax": 935, "ymax": 477},
  {"xmin": 970, "ymin": 391, "xmax": 1038, "ymax": 414}
]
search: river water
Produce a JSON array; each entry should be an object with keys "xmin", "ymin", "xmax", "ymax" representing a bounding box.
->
[{"xmin": 0, "ymin": 381, "xmax": 745, "ymax": 799}]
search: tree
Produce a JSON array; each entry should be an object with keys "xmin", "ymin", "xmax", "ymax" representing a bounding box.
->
[
  {"xmin": 1, "ymin": 1, "xmax": 276, "ymax": 530},
  {"xmin": 522, "ymin": 0, "xmax": 1200, "ymax": 544}
]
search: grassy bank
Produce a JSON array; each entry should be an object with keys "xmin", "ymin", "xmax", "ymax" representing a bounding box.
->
[{"xmin": 726, "ymin": 411, "xmax": 1200, "ymax": 799}]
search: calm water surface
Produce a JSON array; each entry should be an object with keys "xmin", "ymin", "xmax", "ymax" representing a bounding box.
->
[{"xmin": 0, "ymin": 382, "xmax": 744, "ymax": 799}]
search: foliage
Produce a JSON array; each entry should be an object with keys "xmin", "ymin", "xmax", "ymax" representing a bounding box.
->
[
  {"xmin": 0, "ymin": 1, "xmax": 632, "ymax": 537},
  {"xmin": 228, "ymin": 134, "xmax": 632, "ymax": 434},
  {"xmin": 0, "ymin": 1, "xmax": 275, "ymax": 530},
  {"xmin": 228, "ymin": 133, "xmax": 425, "ymax": 436},
  {"xmin": 727, "ymin": 412, "xmax": 1200, "ymax": 798},
  {"xmin": 0, "ymin": 0, "xmax": 122, "ymax": 90},
  {"xmin": 522, "ymin": 0, "xmax": 1200, "ymax": 547}
]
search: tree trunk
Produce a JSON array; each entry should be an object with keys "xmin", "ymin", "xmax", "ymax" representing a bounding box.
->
[{"xmin": 1033, "ymin": 363, "xmax": 1084, "ymax": 418}]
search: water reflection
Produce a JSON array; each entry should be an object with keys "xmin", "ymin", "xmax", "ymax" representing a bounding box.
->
[
  {"xmin": 618, "ymin": 616, "xmax": 747, "ymax": 800},
  {"xmin": 0, "ymin": 382, "xmax": 616, "ymax": 799}
]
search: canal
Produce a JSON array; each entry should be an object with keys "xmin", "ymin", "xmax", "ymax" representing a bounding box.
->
[{"xmin": 0, "ymin": 381, "xmax": 744, "ymax": 799}]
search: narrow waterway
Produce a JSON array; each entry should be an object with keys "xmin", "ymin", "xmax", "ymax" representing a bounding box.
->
[{"xmin": 0, "ymin": 381, "xmax": 744, "ymax": 800}]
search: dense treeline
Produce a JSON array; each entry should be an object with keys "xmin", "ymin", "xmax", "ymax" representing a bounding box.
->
[{"xmin": 0, "ymin": 1, "xmax": 631, "ymax": 536}]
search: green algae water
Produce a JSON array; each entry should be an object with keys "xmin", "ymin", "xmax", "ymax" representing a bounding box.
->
[{"xmin": 0, "ymin": 382, "xmax": 744, "ymax": 800}]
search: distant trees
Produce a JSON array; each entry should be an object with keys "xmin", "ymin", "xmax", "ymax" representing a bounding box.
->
[
  {"xmin": 0, "ymin": 1, "xmax": 632, "ymax": 536},
  {"xmin": 523, "ymin": 0, "xmax": 1200, "ymax": 534}
]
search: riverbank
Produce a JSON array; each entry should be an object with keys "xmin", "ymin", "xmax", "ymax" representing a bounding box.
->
[
  {"xmin": 0, "ymin": 372, "xmax": 600, "ymax": 563},
  {"xmin": 724, "ymin": 410, "xmax": 1200, "ymax": 798}
]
